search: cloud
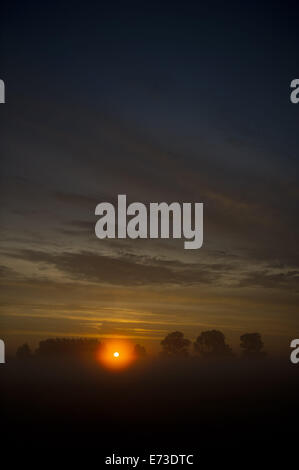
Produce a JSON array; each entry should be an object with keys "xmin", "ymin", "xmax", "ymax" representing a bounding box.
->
[
  {"xmin": 54, "ymin": 191, "xmax": 117, "ymax": 208},
  {"xmin": 238, "ymin": 270, "xmax": 299, "ymax": 291},
  {"xmin": 0, "ymin": 265, "xmax": 20, "ymax": 279},
  {"xmin": 6, "ymin": 249, "xmax": 230, "ymax": 286}
]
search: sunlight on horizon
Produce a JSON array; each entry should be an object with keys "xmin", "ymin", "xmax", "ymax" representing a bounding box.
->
[{"xmin": 98, "ymin": 340, "xmax": 135, "ymax": 370}]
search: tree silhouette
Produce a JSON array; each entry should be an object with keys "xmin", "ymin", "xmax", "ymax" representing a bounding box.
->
[
  {"xmin": 194, "ymin": 330, "xmax": 234, "ymax": 358},
  {"xmin": 134, "ymin": 344, "xmax": 146, "ymax": 358},
  {"xmin": 240, "ymin": 333, "xmax": 266, "ymax": 358},
  {"xmin": 16, "ymin": 343, "xmax": 31, "ymax": 359},
  {"xmin": 35, "ymin": 338, "xmax": 100, "ymax": 358},
  {"xmin": 160, "ymin": 331, "xmax": 190, "ymax": 356}
]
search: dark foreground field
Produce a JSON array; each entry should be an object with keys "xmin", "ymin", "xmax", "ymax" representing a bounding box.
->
[{"xmin": 2, "ymin": 357, "xmax": 298, "ymax": 466}]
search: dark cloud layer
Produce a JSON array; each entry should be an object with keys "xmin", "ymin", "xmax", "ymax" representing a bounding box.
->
[
  {"xmin": 239, "ymin": 270, "xmax": 299, "ymax": 292},
  {"xmin": 6, "ymin": 249, "xmax": 231, "ymax": 286}
]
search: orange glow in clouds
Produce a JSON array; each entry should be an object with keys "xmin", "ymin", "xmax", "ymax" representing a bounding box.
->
[{"xmin": 98, "ymin": 340, "xmax": 135, "ymax": 370}]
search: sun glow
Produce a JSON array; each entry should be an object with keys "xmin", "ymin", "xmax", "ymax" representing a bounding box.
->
[{"xmin": 98, "ymin": 340, "xmax": 135, "ymax": 370}]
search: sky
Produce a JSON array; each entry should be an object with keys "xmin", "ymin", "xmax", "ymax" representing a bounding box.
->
[{"xmin": 0, "ymin": 0, "xmax": 299, "ymax": 354}]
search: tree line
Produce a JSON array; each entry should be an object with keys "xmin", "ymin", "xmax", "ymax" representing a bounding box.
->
[
  {"xmin": 15, "ymin": 330, "xmax": 266, "ymax": 360},
  {"xmin": 160, "ymin": 330, "xmax": 266, "ymax": 358}
]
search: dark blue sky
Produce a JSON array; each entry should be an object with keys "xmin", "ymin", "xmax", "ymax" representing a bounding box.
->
[{"xmin": 1, "ymin": 0, "xmax": 299, "ymax": 155}]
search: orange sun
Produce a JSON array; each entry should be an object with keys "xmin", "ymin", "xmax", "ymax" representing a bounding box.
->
[{"xmin": 98, "ymin": 340, "xmax": 135, "ymax": 370}]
